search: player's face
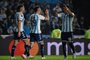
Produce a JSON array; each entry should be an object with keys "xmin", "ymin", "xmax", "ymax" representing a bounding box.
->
[
  {"xmin": 21, "ymin": 6, "xmax": 25, "ymax": 13},
  {"xmin": 38, "ymin": 8, "xmax": 41, "ymax": 14},
  {"xmin": 63, "ymin": 7, "xmax": 68, "ymax": 14}
]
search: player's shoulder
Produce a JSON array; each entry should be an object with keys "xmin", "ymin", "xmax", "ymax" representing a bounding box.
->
[
  {"xmin": 16, "ymin": 12, "xmax": 24, "ymax": 18},
  {"xmin": 15, "ymin": 12, "xmax": 20, "ymax": 16},
  {"xmin": 30, "ymin": 14, "xmax": 39, "ymax": 18},
  {"xmin": 30, "ymin": 14, "xmax": 35, "ymax": 16},
  {"xmin": 16, "ymin": 12, "xmax": 20, "ymax": 15}
]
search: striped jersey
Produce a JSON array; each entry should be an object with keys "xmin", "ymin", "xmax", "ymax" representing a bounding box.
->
[
  {"xmin": 29, "ymin": 13, "xmax": 45, "ymax": 34},
  {"xmin": 61, "ymin": 13, "xmax": 74, "ymax": 32}
]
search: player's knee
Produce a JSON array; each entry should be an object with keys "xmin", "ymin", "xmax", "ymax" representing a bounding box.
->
[
  {"xmin": 38, "ymin": 41, "xmax": 44, "ymax": 45},
  {"xmin": 24, "ymin": 39, "xmax": 28, "ymax": 45},
  {"xmin": 14, "ymin": 40, "xmax": 18, "ymax": 46},
  {"xmin": 30, "ymin": 42, "xmax": 34, "ymax": 48}
]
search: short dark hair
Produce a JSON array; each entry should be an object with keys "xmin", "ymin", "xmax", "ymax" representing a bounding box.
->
[
  {"xmin": 34, "ymin": 6, "xmax": 40, "ymax": 12},
  {"xmin": 60, "ymin": 4, "xmax": 66, "ymax": 12},
  {"xmin": 17, "ymin": 4, "xmax": 24, "ymax": 12},
  {"xmin": 60, "ymin": 3, "xmax": 65, "ymax": 9}
]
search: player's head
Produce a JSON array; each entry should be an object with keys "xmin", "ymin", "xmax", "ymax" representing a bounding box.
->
[
  {"xmin": 17, "ymin": 4, "xmax": 25, "ymax": 13},
  {"xmin": 60, "ymin": 4, "xmax": 68, "ymax": 13},
  {"xmin": 34, "ymin": 6, "xmax": 41, "ymax": 14}
]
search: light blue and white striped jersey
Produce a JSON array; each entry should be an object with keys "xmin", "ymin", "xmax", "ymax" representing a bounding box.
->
[
  {"xmin": 29, "ymin": 13, "xmax": 45, "ymax": 34},
  {"xmin": 14, "ymin": 12, "xmax": 25, "ymax": 32},
  {"xmin": 61, "ymin": 13, "xmax": 74, "ymax": 32}
]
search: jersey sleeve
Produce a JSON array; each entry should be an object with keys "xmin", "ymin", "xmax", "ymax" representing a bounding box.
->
[
  {"xmin": 16, "ymin": 13, "xmax": 22, "ymax": 21},
  {"xmin": 39, "ymin": 15, "xmax": 45, "ymax": 20}
]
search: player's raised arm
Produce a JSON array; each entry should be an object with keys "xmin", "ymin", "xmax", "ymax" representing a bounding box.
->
[{"xmin": 64, "ymin": 5, "xmax": 75, "ymax": 17}]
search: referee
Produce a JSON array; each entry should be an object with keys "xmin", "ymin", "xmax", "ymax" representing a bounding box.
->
[{"xmin": 61, "ymin": 4, "xmax": 76, "ymax": 60}]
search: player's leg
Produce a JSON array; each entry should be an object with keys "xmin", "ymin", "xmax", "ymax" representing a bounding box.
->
[
  {"xmin": 68, "ymin": 42, "xmax": 75, "ymax": 53},
  {"xmin": 28, "ymin": 33, "xmax": 36, "ymax": 58},
  {"xmin": 28, "ymin": 42, "xmax": 35, "ymax": 58},
  {"xmin": 11, "ymin": 40, "xmax": 18, "ymax": 59},
  {"xmin": 21, "ymin": 31, "xmax": 30, "ymax": 59},
  {"xmin": 68, "ymin": 32, "xmax": 76, "ymax": 59},
  {"xmin": 30, "ymin": 42, "xmax": 35, "ymax": 48},
  {"xmin": 37, "ymin": 34, "xmax": 45, "ymax": 59},
  {"xmin": 23, "ymin": 39, "xmax": 30, "ymax": 56},
  {"xmin": 38, "ymin": 41, "xmax": 44, "ymax": 57},
  {"xmin": 61, "ymin": 32, "xmax": 68, "ymax": 60},
  {"xmin": 11, "ymin": 32, "xmax": 19, "ymax": 59},
  {"xmin": 29, "ymin": 33, "xmax": 35, "ymax": 48},
  {"xmin": 68, "ymin": 40, "xmax": 76, "ymax": 59},
  {"xmin": 62, "ymin": 41, "xmax": 67, "ymax": 58}
]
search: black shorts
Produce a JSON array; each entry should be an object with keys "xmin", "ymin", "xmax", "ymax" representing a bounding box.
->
[
  {"xmin": 30, "ymin": 33, "xmax": 42, "ymax": 42},
  {"xmin": 61, "ymin": 32, "xmax": 73, "ymax": 41},
  {"xmin": 13, "ymin": 31, "xmax": 27, "ymax": 40}
]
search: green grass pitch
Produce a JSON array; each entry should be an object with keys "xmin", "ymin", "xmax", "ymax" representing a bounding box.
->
[{"xmin": 0, "ymin": 55, "xmax": 90, "ymax": 60}]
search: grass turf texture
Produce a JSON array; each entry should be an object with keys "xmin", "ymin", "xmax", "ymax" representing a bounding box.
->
[{"xmin": 0, "ymin": 55, "xmax": 90, "ymax": 60}]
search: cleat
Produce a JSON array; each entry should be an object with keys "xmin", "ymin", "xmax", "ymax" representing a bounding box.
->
[
  {"xmin": 73, "ymin": 53, "xmax": 76, "ymax": 59},
  {"xmin": 42, "ymin": 57, "xmax": 46, "ymax": 60},
  {"xmin": 63, "ymin": 57, "xmax": 67, "ymax": 60},
  {"xmin": 21, "ymin": 54, "xmax": 27, "ymax": 59},
  {"xmin": 28, "ymin": 55, "xmax": 34, "ymax": 59},
  {"xmin": 10, "ymin": 57, "xmax": 16, "ymax": 60}
]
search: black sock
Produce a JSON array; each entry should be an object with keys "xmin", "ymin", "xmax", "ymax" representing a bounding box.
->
[
  {"xmin": 62, "ymin": 42, "xmax": 67, "ymax": 58},
  {"xmin": 11, "ymin": 45, "xmax": 16, "ymax": 57},
  {"xmin": 68, "ymin": 42, "xmax": 75, "ymax": 54},
  {"xmin": 28, "ymin": 45, "xmax": 31, "ymax": 56},
  {"xmin": 39, "ymin": 44, "xmax": 44, "ymax": 57},
  {"xmin": 24, "ymin": 45, "xmax": 30, "ymax": 56}
]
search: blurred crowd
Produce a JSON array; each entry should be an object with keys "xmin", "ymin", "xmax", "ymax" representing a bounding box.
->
[{"xmin": 0, "ymin": 0, "xmax": 85, "ymax": 35}]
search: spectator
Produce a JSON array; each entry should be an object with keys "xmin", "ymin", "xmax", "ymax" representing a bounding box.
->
[
  {"xmin": 85, "ymin": 27, "xmax": 90, "ymax": 39},
  {"xmin": 53, "ymin": 3, "xmax": 62, "ymax": 13},
  {"xmin": 30, "ymin": 0, "xmax": 39, "ymax": 9},
  {"xmin": 7, "ymin": 21, "xmax": 17, "ymax": 34},
  {"xmin": 24, "ymin": 20, "xmax": 30, "ymax": 36},
  {"xmin": 25, "ymin": 8, "xmax": 34, "ymax": 20},
  {"xmin": 51, "ymin": 28, "xmax": 61, "ymax": 39},
  {"xmin": 0, "ymin": 0, "xmax": 85, "ymax": 35},
  {"xmin": 0, "ymin": 26, "xmax": 3, "ymax": 35},
  {"xmin": 0, "ymin": 8, "xmax": 7, "ymax": 22},
  {"xmin": 7, "ymin": 24, "xmax": 14, "ymax": 34},
  {"xmin": 0, "ymin": 0, "xmax": 8, "ymax": 8},
  {"xmin": 53, "ymin": 3, "xmax": 62, "ymax": 18},
  {"xmin": 51, "ymin": 12, "xmax": 60, "ymax": 30}
]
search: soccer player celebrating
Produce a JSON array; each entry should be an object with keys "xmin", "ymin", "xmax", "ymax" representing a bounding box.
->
[
  {"xmin": 60, "ymin": 4, "xmax": 76, "ymax": 60},
  {"xmin": 10, "ymin": 4, "xmax": 30, "ymax": 60},
  {"xmin": 29, "ymin": 6, "xmax": 49, "ymax": 59}
]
